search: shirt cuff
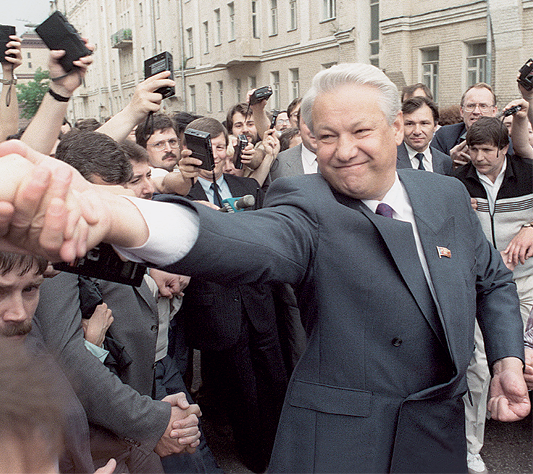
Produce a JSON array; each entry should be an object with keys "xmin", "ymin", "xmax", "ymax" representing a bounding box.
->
[
  {"xmin": 112, "ymin": 196, "xmax": 199, "ymax": 267},
  {"xmin": 84, "ymin": 340, "xmax": 109, "ymax": 363}
]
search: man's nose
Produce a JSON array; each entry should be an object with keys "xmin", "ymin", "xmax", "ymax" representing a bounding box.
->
[
  {"xmin": 336, "ymin": 135, "xmax": 358, "ymax": 161},
  {"xmin": 3, "ymin": 294, "xmax": 26, "ymax": 323}
]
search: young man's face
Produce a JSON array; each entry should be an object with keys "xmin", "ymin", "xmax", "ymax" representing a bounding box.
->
[
  {"xmin": 145, "ymin": 128, "xmax": 180, "ymax": 171},
  {"xmin": 403, "ymin": 103, "xmax": 437, "ymax": 152},
  {"xmin": 0, "ymin": 265, "xmax": 43, "ymax": 340},
  {"xmin": 469, "ymin": 142, "xmax": 508, "ymax": 183},
  {"xmin": 231, "ymin": 112, "xmax": 258, "ymax": 142},
  {"xmin": 125, "ymin": 161, "xmax": 155, "ymax": 200}
]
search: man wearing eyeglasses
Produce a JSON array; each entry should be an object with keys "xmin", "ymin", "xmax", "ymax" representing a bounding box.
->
[
  {"xmin": 433, "ymin": 83, "xmax": 498, "ymax": 168},
  {"xmin": 135, "ymin": 113, "xmax": 199, "ymax": 195}
]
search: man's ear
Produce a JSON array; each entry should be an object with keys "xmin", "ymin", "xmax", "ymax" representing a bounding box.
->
[{"xmin": 393, "ymin": 112, "xmax": 404, "ymax": 146}]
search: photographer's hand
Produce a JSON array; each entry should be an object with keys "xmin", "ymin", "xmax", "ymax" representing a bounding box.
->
[
  {"xmin": 246, "ymin": 88, "xmax": 270, "ymax": 139},
  {"xmin": 20, "ymin": 42, "xmax": 94, "ymax": 155},
  {"xmin": 0, "ymin": 35, "xmax": 22, "ymax": 142},
  {"xmin": 97, "ymin": 71, "xmax": 176, "ymax": 142},
  {"xmin": 505, "ymin": 98, "xmax": 533, "ymax": 160}
]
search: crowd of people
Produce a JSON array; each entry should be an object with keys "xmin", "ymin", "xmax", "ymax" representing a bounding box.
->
[{"xmin": 0, "ymin": 31, "xmax": 532, "ymax": 474}]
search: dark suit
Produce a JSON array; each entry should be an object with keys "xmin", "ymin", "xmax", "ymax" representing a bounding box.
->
[
  {"xmin": 396, "ymin": 142, "xmax": 453, "ymax": 175},
  {"xmin": 182, "ymin": 174, "xmax": 287, "ymax": 472},
  {"xmin": 161, "ymin": 170, "xmax": 523, "ymax": 473},
  {"xmin": 432, "ymin": 122, "xmax": 467, "ymax": 155},
  {"xmin": 269, "ymin": 143, "xmax": 306, "ymax": 181}
]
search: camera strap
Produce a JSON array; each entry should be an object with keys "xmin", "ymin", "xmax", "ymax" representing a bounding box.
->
[
  {"xmin": 5, "ymin": 63, "xmax": 13, "ymax": 107},
  {"xmin": 143, "ymin": 111, "xmax": 154, "ymax": 142}
]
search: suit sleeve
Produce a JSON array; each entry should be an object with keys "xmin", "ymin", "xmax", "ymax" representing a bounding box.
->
[
  {"xmin": 161, "ymin": 177, "xmax": 318, "ymax": 286},
  {"xmin": 34, "ymin": 271, "xmax": 170, "ymax": 450}
]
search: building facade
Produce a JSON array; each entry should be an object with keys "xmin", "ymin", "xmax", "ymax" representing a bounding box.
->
[{"xmin": 51, "ymin": 0, "xmax": 533, "ymax": 122}]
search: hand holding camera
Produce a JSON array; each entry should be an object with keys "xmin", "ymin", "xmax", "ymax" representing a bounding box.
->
[{"xmin": 0, "ymin": 26, "xmax": 22, "ymax": 73}]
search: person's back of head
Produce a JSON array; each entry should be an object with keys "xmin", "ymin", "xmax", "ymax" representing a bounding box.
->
[
  {"xmin": 55, "ymin": 130, "xmax": 133, "ymax": 184},
  {"xmin": 120, "ymin": 140, "xmax": 151, "ymax": 164},
  {"xmin": 279, "ymin": 127, "xmax": 302, "ymax": 152},
  {"xmin": 172, "ymin": 111, "xmax": 203, "ymax": 137},
  {"xmin": 438, "ymin": 105, "xmax": 462, "ymax": 126},
  {"xmin": 74, "ymin": 118, "xmax": 101, "ymax": 132},
  {"xmin": 401, "ymin": 83, "xmax": 433, "ymax": 102},
  {"xmin": 135, "ymin": 113, "xmax": 176, "ymax": 149}
]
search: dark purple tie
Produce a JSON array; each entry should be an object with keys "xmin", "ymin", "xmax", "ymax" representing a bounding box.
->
[{"xmin": 376, "ymin": 203, "xmax": 394, "ymax": 218}]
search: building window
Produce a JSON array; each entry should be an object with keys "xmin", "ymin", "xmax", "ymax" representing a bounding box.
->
[
  {"xmin": 421, "ymin": 48, "xmax": 439, "ymax": 102},
  {"xmin": 252, "ymin": 0, "xmax": 259, "ymax": 39},
  {"xmin": 369, "ymin": 0, "xmax": 379, "ymax": 67},
  {"xmin": 236, "ymin": 78, "xmax": 242, "ymax": 102},
  {"xmin": 249, "ymin": 76, "xmax": 257, "ymax": 89},
  {"xmin": 158, "ymin": 40, "xmax": 162, "ymax": 52},
  {"xmin": 271, "ymin": 71, "xmax": 280, "ymax": 110},
  {"xmin": 203, "ymin": 21, "xmax": 209, "ymax": 54},
  {"xmin": 290, "ymin": 68, "xmax": 300, "ymax": 100},
  {"xmin": 289, "ymin": 0, "xmax": 298, "ymax": 31},
  {"xmin": 189, "ymin": 85, "xmax": 196, "ymax": 113},
  {"xmin": 218, "ymin": 80, "xmax": 224, "ymax": 111},
  {"xmin": 215, "ymin": 9, "xmax": 221, "ymax": 45},
  {"xmin": 467, "ymin": 42, "xmax": 487, "ymax": 87},
  {"xmin": 228, "ymin": 3, "xmax": 235, "ymax": 41},
  {"xmin": 187, "ymin": 28, "xmax": 193, "ymax": 58},
  {"xmin": 323, "ymin": 0, "xmax": 335, "ymax": 20},
  {"xmin": 207, "ymin": 82, "xmax": 212, "ymax": 113},
  {"xmin": 270, "ymin": 0, "xmax": 278, "ymax": 36},
  {"xmin": 27, "ymin": 52, "xmax": 31, "ymax": 59},
  {"xmin": 139, "ymin": 2, "xmax": 143, "ymax": 26},
  {"xmin": 156, "ymin": 0, "xmax": 161, "ymax": 19},
  {"xmin": 28, "ymin": 62, "xmax": 32, "ymax": 69}
]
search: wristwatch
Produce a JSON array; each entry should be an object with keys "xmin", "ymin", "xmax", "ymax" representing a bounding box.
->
[{"xmin": 0, "ymin": 75, "xmax": 17, "ymax": 85}]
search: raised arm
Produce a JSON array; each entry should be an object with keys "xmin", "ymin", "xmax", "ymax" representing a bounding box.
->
[
  {"xmin": 506, "ymin": 98, "xmax": 533, "ymax": 159},
  {"xmin": 97, "ymin": 71, "xmax": 175, "ymax": 143},
  {"xmin": 21, "ymin": 44, "xmax": 94, "ymax": 154},
  {"xmin": 0, "ymin": 35, "xmax": 22, "ymax": 141}
]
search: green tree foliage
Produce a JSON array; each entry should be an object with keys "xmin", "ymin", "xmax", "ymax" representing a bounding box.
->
[{"xmin": 16, "ymin": 68, "xmax": 50, "ymax": 119}]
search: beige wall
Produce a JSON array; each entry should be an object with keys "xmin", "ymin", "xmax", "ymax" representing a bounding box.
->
[{"xmin": 56, "ymin": 0, "xmax": 533, "ymax": 122}]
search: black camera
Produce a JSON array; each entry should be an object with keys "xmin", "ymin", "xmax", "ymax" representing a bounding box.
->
[
  {"xmin": 270, "ymin": 110, "xmax": 280, "ymax": 129},
  {"xmin": 144, "ymin": 51, "xmax": 175, "ymax": 99},
  {"xmin": 184, "ymin": 128, "xmax": 215, "ymax": 171},
  {"xmin": 249, "ymin": 85, "xmax": 273, "ymax": 105},
  {"xmin": 0, "ymin": 25, "xmax": 16, "ymax": 64},
  {"xmin": 35, "ymin": 11, "xmax": 92, "ymax": 72},
  {"xmin": 234, "ymin": 134, "xmax": 248, "ymax": 169},
  {"xmin": 518, "ymin": 59, "xmax": 533, "ymax": 91},
  {"xmin": 53, "ymin": 243, "xmax": 147, "ymax": 287}
]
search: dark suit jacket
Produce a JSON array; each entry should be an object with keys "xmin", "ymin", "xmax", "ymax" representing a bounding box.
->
[
  {"xmin": 34, "ymin": 272, "xmax": 170, "ymax": 451},
  {"xmin": 432, "ymin": 122, "xmax": 467, "ymax": 155},
  {"xmin": 269, "ymin": 143, "xmax": 305, "ymax": 181},
  {"xmin": 396, "ymin": 142, "xmax": 453, "ymax": 175},
  {"xmin": 160, "ymin": 170, "xmax": 523, "ymax": 472},
  {"xmin": 182, "ymin": 174, "xmax": 276, "ymax": 350}
]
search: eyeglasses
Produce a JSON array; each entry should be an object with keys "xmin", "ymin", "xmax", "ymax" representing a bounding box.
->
[
  {"xmin": 277, "ymin": 119, "xmax": 290, "ymax": 124},
  {"xmin": 463, "ymin": 103, "xmax": 494, "ymax": 112},
  {"xmin": 149, "ymin": 138, "xmax": 180, "ymax": 151}
]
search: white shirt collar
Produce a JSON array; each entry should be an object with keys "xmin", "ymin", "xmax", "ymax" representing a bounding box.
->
[
  {"xmin": 404, "ymin": 143, "xmax": 433, "ymax": 172},
  {"xmin": 301, "ymin": 145, "xmax": 318, "ymax": 174}
]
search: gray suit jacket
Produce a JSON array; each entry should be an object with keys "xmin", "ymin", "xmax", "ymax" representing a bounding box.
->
[
  {"xmin": 34, "ymin": 272, "xmax": 170, "ymax": 451},
  {"xmin": 396, "ymin": 142, "xmax": 453, "ymax": 176},
  {"xmin": 269, "ymin": 143, "xmax": 305, "ymax": 181},
  {"xmin": 159, "ymin": 170, "xmax": 523, "ymax": 472}
]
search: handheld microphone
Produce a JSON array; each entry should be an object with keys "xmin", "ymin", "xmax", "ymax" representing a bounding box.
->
[{"xmin": 219, "ymin": 195, "xmax": 255, "ymax": 213}]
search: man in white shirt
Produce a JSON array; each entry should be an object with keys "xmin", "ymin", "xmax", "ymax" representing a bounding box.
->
[
  {"xmin": 0, "ymin": 63, "xmax": 529, "ymax": 474},
  {"xmin": 396, "ymin": 96, "xmax": 453, "ymax": 175}
]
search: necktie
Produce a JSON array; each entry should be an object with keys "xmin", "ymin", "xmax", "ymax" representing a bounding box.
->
[
  {"xmin": 210, "ymin": 182, "xmax": 223, "ymax": 207},
  {"xmin": 376, "ymin": 202, "xmax": 394, "ymax": 218},
  {"xmin": 415, "ymin": 152, "xmax": 425, "ymax": 171}
]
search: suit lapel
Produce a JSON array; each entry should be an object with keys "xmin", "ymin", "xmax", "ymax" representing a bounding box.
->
[{"xmin": 334, "ymin": 186, "xmax": 449, "ymax": 349}]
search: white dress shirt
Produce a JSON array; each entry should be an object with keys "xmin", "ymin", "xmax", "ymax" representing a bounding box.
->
[
  {"xmin": 301, "ymin": 146, "xmax": 318, "ymax": 174},
  {"xmin": 405, "ymin": 143, "xmax": 433, "ymax": 172}
]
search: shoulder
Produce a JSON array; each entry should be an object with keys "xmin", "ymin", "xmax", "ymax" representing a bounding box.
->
[
  {"xmin": 434, "ymin": 123, "xmax": 465, "ymax": 139},
  {"xmin": 276, "ymin": 144, "xmax": 301, "ymax": 161}
]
